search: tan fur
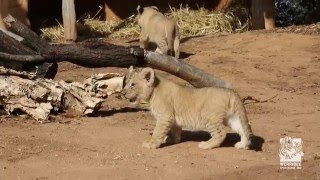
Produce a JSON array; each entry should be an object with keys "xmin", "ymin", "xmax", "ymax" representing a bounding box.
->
[
  {"xmin": 122, "ymin": 67, "xmax": 253, "ymax": 150},
  {"xmin": 137, "ymin": 6, "xmax": 180, "ymax": 58}
]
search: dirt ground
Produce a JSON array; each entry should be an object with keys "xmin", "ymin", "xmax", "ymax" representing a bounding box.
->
[{"xmin": 1, "ymin": 31, "xmax": 319, "ymax": 180}]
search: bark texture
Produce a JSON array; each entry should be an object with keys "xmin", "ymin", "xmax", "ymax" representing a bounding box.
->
[{"xmin": 0, "ymin": 69, "xmax": 124, "ymax": 121}]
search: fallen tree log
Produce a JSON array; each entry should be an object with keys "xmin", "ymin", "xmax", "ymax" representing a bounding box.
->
[
  {"xmin": 0, "ymin": 52, "xmax": 45, "ymax": 63},
  {"xmin": 0, "ymin": 30, "xmax": 34, "ymax": 70},
  {"xmin": 3, "ymin": 15, "xmax": 54, "ymax": 56},
  {"xmin": 0, "ymin": 24, "xmax": 57, "ymax": 78},
  {"xmin": 0, "ymin": 28, "xmax": 24, "ymax": 42},
  {"xmin": 0, "ymin": 68, "xmax": 124, "ymax": 121},
  {"xmin": 2, "ymin": 14, "xmax": 230, "ymax": 88},
  {"xmin": 51, "ymin": 43, "xmax": 137, "ymax": 67},
  {"xmin": 130, "ymin": 48, "xmax": 230, "ymax": 88},
  {"xmin": 0, "ymin": 30, "xmax": 34, "ymax": 54},
  {"xmin": 4, "ymin": 15, "xmax": 137, "ymax": 67}
]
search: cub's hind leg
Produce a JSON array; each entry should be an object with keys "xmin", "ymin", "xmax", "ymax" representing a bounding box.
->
[
  {"xmin": 139, "ymin": 29, "xmax": 149, "ymax": 49},
  {"xmin": 228, "ymin": 113, "xmax": 252, "ymax": 150},
  {"xmin": 173, "ymin": 35, "xmax": 180, "ymax": 59},
  {"xmin": 198, "ymin": 122, "xmax": 227, "ymax": 150},
  {"xmin": 157, "ymin": 39, "xmax": 169, "ymax": 55}
]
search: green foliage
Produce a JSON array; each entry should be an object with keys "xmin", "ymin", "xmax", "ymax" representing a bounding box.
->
[{"xmin": 276, "ymin": 0, "xmax": 320, "ymax": 26}]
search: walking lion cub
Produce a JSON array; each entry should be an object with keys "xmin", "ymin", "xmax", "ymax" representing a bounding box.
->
[
  {"xmin": 136, "ymin": 6, "xmax": 180, "ymax": 58},
  {"xmin": 122, "ymin": 67, "xmax": 254, "ymax": 150}
]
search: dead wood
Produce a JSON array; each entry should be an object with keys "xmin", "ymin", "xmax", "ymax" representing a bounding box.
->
[
  {"xmin": 0, "ymin": 29, "xmax": 35, "ymax": 55},
  {"xmin": 0, "ymin": 66, "xmax": 36, "ymax": 79},
  {"xmin": 51, "ymin": 43, "xmax": 137, "ymax": 67},
  {"xmin": 0, "ymin": 28, "xmax": 24, "ymax": 42},
  {"xmin": 4, "ymin": 15, "xmax": 138, "ymax": 67},
  {"xmin": 0, "ymin": 52, "xmax": 46, "ymax": 63},
  {"xmin": 0, "ymin": 68, "xmax": 124, "ymax": 121},
  {"xmin": 3, "ymin": 15, "xmax": 54, "ymax": 56},
  {"xmin": 0, "ymin": 30, "xmax": 37, "ymax": 70},
  {"xmin": 0, "ymin": 17, "xmax": 57, "ymax": 78}
]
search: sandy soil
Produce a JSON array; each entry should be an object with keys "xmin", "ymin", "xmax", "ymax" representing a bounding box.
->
[{"xmin": 0, "ymin": 31, "xmax": 319, "ymax": 180}]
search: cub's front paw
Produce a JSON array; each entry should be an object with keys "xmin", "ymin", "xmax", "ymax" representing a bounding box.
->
[
  {"xmin": 198, "ymin": 141, "xmax": 213, "ymax": 150},
  {"xmin": 142, "ymin": 140, "xmax": 161, "ymax": 149}
]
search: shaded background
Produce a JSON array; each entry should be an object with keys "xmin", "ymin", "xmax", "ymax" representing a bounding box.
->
[{"xmin": 1, "ymin": 0, "xmax": 320, "ymax": 32}]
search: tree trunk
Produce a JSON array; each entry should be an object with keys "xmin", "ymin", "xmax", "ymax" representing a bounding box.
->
[
  {"xmin": 251, "ymin": 0, "xmax": 275, "ymax": 30},
  {"xmin": 215, "ymin": 0, "xmax": 233, "ymax": 10},
  {"xmin": 62, "ymin": 0, "xmax": 77, "ymax": 41},
  {"xmin": 263, "ymin": 0, "xmax": 276, "ymax": 30},
  {"xmin": 104, "ymin": 2, "xmax": 122, "ymax": 22}
]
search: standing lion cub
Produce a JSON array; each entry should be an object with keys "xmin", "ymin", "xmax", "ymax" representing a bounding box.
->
[
  {"xmin": 122, "ymin": 67, "xmax": 254, "ymax": 150},
  {"xmin": 137, "ymin": 6, "xmax": 180, "ymax": 58}
]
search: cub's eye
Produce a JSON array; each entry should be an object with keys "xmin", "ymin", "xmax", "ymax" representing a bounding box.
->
[{"xmin": 130, "ymin": 83, "xmax": 135, "ymax": 87}]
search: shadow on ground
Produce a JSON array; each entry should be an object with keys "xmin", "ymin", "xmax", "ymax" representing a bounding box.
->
[
  {"xmin": 91, "ymin": 107, "xmax": 148, "ymax": 117},
  {"xmin": 164, "ymin": 131, "xmax": 265, "ymax": 151}
]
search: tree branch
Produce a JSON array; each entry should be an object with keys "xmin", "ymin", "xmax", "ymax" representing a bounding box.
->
[
  {"xmin": 0, "ymin": 29, "xmax": 35, "ymax": 55},
  {"xmin": 0, "ymin": 52, "xmax": 46, "ymax": 63}
]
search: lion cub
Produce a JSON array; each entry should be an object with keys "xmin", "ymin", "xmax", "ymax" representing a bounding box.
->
[
  {"xmin": 136, "ymin": 6, "xmax": 180, "ymax": 58},
  {"xmin": 122, "ymin": 67, "xmax": 254, "ymax": 150}
]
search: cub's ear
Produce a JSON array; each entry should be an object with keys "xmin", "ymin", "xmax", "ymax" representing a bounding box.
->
[
  {"xmin": 137, "ymin": 5, "xmax": 144, "ymax": 15},
  {"xmin": 139, "ymin": 68, "xmax": 155, "ymax": 87},
  {"xmin": 150, "ymin": 6, "xmax": 159, "ymax": 11},
  {"xmin": 124, "ymin": 66, "xmax": 135, "ymax": 86},
  {"xmin": 128, "ymin": 65, "xmax": 134, "ymax": 74},
  {"xmin": 126, "ymin": 65, "xmax": 135, "ymax": 78}
]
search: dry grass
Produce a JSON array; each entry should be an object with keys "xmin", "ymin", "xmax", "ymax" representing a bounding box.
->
[
  {"xmin": 40, "ymin": 15, "xmax": 139, "ymax": 42},
  {"xmin": 41, "ymin": 6, "xmax": 249, "ymax": 42},
  {"xmin": 81, "ymin": 14, "xmax": 139, "ymax": 39},
  {"xmin": 168, "ymin": 6, "xmax": 249, "ymax": 37},
  {"xmin": 40, "ymin": 22, "xmax": 64, "ymax": 42}
]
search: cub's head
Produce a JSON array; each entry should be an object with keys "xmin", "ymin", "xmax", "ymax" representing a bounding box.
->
[
  {"xmin": 136, "ymin": 5, "xmax": 160, "ymax": 27},
  {"xmin": 122, "ymin": 66, "xmax": 157, "ymax": 105}
]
